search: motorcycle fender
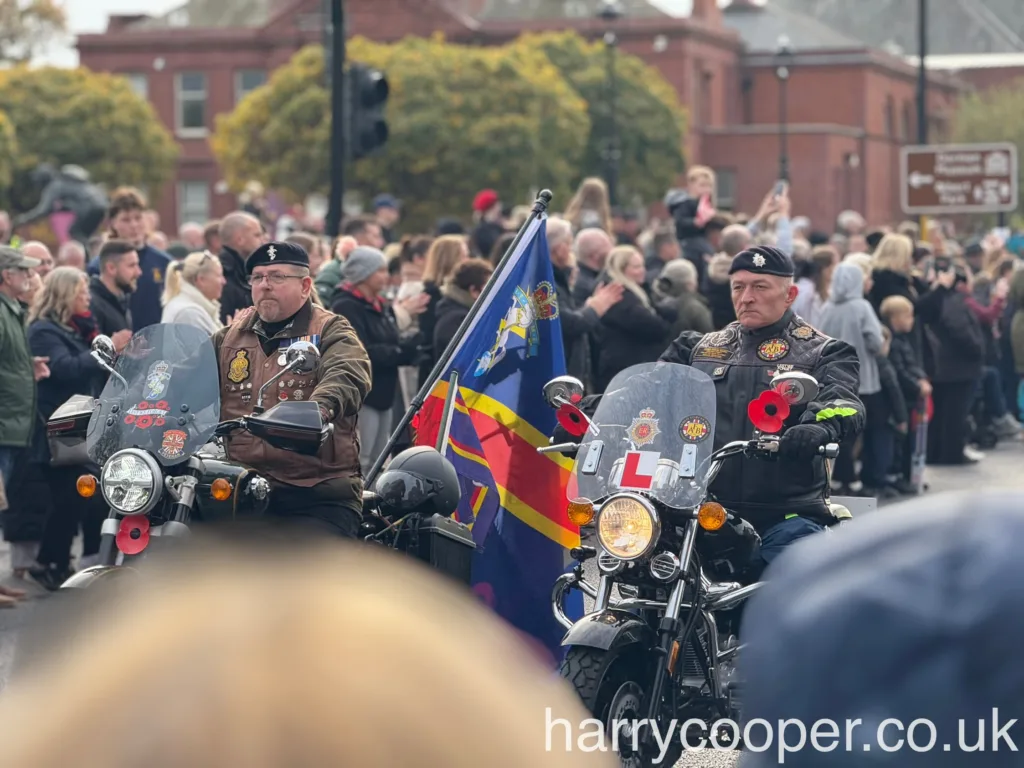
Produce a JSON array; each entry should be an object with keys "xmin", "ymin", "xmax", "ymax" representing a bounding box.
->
[
  {"xmin": 60, "ymin": 565, "xmax": 138, "ymax": 590},
  {"xmin": 561, "ymin": 608, "xmax": 655, "ymax": 652}
]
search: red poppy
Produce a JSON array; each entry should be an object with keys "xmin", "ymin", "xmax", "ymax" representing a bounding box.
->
[
  {"xmin": 116, "ymin": 515, "xmax": 151, "ymax": 556},
  {"xmin": 557, "ymin": 403, "xmax": 590, "ymax": 437},
  {"xmin": 748, "ymin": 389, "xmax": 791, "ymax": 434}
]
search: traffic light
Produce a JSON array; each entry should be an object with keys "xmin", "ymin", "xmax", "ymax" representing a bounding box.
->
[{"xmin": 348, "ymin": 63, "xmax": 389, "ymax": 160}]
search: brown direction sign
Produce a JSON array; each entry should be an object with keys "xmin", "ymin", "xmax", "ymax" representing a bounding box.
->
[{"xmin": 900, "ymin": 142, "xmax": 1018, "ymax": 215}]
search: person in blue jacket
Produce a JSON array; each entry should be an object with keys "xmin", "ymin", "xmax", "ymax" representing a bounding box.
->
[{"xmin": 86, "ymin": 187, "xmax": 170, "ymax": 331}]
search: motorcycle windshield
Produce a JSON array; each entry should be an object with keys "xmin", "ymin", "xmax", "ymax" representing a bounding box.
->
[
  {"xmin": 87, "ymin": 324, "xmax": 222, "ymax": 468},
  {"xmin": 569, "ymin": 362, "xmax": 717, "ymax": 508}
]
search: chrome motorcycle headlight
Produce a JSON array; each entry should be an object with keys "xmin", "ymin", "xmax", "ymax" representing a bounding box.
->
[
  {"xmin": 101, "ymin": 449, "xmax": 162, "ymax": 515},
  {"xmin": 596, "ymin": 493, "xmax": 660, "ymax": 561}
]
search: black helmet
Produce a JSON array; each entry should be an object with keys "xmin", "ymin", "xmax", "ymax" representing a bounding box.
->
[{"xmin": 373, "ymin": 447, "xmax": 461, "ymax": 519}]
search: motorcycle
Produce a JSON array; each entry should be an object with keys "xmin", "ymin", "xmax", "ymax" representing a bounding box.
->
[
  {"xmin": 539, "ymin": 362, "xmax": 849, "ymax": 767},
  {"xmin": 46, "ymin": 324, "xmax": 475, "ymax": 589}
]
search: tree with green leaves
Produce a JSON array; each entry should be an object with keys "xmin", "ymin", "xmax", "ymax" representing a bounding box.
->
[
  {"xmin": 0, "ymin": 66, "xmax": 179, "ymax": 205},
  {"xmin": 953, "ymin": 79, "xmax": 1024, "ymax": 216},
  {"xmin": 512, "ymin": 31, "xmax": 687, "ymax": 205},
  {"xmin": 0, "ymin": 111, "xmax": 16, "ymax": 192},
  {"xmin": 213, "ymin": 37, "xmax": 591, "ymax": 231}
]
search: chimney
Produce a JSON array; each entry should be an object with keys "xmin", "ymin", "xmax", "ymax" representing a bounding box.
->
[
  {"xmin": 692, "ymin": 0, "xmax": 722, "ymax": 25},
  {"xmin": 107, "ymin": 13, "xmax": 149, "ymax": 32}
]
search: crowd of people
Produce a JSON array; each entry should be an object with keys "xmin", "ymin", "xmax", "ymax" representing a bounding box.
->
[{"xmin": 0, "ymin": 170, "xmax": 1021, "ymax": 594}]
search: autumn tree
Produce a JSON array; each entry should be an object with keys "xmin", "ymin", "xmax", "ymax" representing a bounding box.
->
[
  {"xmin": 0, "ymin": 111, "xmax": 15, "ymax": 193},
  {"xmin": 0, "ymin": 0, "xmax": 66, "ymax": 65},
  {"xmin": 213, "ymin": 36, "xmax": 592, "ymax": 230},
  {"xmin": 953, "ymin": 79, "xmax": 1024, "ymax": 216},
  {"xmin": 513, "ymin": 32, "xmax": 687, "ymax": 205},
  {"xmin": 0, "ymin": 66, "xmax": 179, "ymax": 203}
]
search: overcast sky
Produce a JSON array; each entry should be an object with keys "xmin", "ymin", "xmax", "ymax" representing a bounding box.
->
[{"xmin": 37, "ymin": 0, "xmax": 182, "ymax": 67}]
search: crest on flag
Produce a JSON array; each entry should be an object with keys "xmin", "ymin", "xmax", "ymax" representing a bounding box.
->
[{"xmin": 475, "ymin": 281, "xmax": 559, "ymax": 376}]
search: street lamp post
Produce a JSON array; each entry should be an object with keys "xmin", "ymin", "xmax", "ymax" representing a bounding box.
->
[
  {"xmin": 598, "ymin": 0, "xmax": 624, "ymax": 206},
  {"xmin": 775, "ymin": 34, "xmax": 792, "ymax": 183}
]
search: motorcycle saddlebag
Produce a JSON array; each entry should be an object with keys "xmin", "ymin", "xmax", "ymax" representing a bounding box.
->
[
  {"xmin": 395, "ymin": 513, "xmax": 476, "ymax": 587},
  {"xmin": 47, "ymin": 395, "xmax": 96, "ymax": 468}
]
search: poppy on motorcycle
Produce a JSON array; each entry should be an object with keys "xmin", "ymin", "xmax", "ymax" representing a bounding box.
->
[{"xmin": 747, "ymin": 389, "xmax": 791, "ymax": 434}]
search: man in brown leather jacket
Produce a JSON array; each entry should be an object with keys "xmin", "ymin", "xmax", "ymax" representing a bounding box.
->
[{"xmin": 212, "ymin": 241, "xmax": 372, "ymax": 537}]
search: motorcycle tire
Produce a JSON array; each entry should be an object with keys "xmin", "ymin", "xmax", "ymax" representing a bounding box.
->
[{"xmin": 560, "ymin": 646, "xmax": 683, "ymax": 768}]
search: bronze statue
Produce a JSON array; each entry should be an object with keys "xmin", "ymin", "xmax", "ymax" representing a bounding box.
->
[{"xmin": 12, "ymin": 164, "xmax": 108, "ymax": 245}]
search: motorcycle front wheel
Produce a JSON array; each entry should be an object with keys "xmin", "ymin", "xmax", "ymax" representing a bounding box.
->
[{"xmin": 560, "ymin": 646, "xmax": 683, "ymax": 768}]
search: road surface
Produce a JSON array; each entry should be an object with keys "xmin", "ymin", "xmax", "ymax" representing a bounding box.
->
[{"xmin": 0, "ymin": 441, "xmax": 1022, "ymax": 768}]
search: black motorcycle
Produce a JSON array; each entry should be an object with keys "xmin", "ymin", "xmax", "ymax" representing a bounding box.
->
[
  {"xmin": 46, "ymin": 324, "xmax": 474, "ymax": 589},
  {"xmin": 539, "ymin": 362, "xmax": 849, "ymax": 767}
]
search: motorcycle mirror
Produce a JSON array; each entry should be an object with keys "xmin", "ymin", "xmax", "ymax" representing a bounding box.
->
[
  {"xmin": 543, "ymin": 375, "xmax": 585, "ymax": 409},
  {"xmin": 92, "ymin": 335, "xmax": 116, "ymax": 363},
  {"xmin": 286, "ymin": 341, "xmax": 320, "ymax": 374},
  {"xmin": 770, "ymin": 371, "xmax": 819, "ymax": 406}
]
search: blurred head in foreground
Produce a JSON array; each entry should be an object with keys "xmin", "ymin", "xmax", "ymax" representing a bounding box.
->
[
  {"xmin": 739, "ymin": 491, "xmax": 1024, "ymax": 767},
  {"xmin": 2, "ymin": 538, "xmax": 613, "ymax": 768}
]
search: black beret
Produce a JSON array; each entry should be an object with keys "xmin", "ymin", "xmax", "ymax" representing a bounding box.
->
[
  {"xmin": 729, "ymin": 245, "xmax": 794, "ymax": 278},
  {"xmin": 245, "ymin": 241, "xmax": 309, "ymax": 275}
]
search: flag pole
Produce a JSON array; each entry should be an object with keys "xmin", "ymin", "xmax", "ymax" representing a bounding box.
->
[
  {"xmin": 435, "ymin": 370, "xmax": 459, "ymax": 453},
  {"xmin": 364, "ymin": 188, "xmax": 554, "ymax": 486}
]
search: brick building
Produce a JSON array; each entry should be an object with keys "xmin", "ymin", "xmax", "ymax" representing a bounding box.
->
[{"xmin": 77, "ymin": 0, "xmax": 968, "ymax": 233}]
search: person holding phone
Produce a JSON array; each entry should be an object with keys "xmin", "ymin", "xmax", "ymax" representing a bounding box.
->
[{"xmin": 665, "ymin": 166, "xmax": 718, "ymax": 285}]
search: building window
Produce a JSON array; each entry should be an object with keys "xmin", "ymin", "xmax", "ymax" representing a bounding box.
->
[
  {"xmin": 175, "ymin": 72, "xmax": 207, "ymax": 135},
  {"xmin": 235, "ymin": 69, "xmax": 267, "ymax": 103},
  {"xmin": 901, "ymin": 102, "xmax": 913, "ymax": 142},
  {"xmin": 884, "ymin": 97, "xmax": 895, "ymax": 139},
  {"xmin": 177, "ymin": 181, "xmax": 210, "ymax": 228},
  {"xmin": 124, "ymin": 72, "xmax": 148, "ymax": 99},
  {"xmin": 713, "ymin": 168, "xmax": 737, "ymax": 210}
]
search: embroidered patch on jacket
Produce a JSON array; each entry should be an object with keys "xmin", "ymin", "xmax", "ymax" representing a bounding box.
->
[
  {"xmin": 757, "ymin": 338, "xmax": 790, "ymax": 362},
  {"xmin": 695, "ymin": 345, "xmax": 731, "ymax": 360},
  {"xmin": 791, "ymin": 325, "xmax": 815, "ymax": 340},
  {"xmin": 227, "ymin": 350, "xmax": 250, "ymax": 383}
]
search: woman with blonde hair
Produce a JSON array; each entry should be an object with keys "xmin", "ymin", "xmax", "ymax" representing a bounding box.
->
[
  {"xmin": 418, "ymin": 234, "xmax": 469, "ymax": 387},
  {"xmin": 594, "ymin": 245, "xmax": 676, "ymax": 393},
  {"xmin": 160, "ymin": 251, "xmax": 226, "ymax": 335},
  {"xmin": 866, "ymin": 233, "xmax": 919, "ymax": 314},
  {"xmin": 563, "ymin": 176, "xmax": 613, "ymax": 234},
  {"xmin": 11, "ymin": 268, "xmax": 109, "ymax": 588}
]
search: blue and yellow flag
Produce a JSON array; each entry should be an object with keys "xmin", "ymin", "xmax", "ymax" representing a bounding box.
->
[{"xmin": 413, "ymin": 216, "xmax": 583, "ymax": 664}]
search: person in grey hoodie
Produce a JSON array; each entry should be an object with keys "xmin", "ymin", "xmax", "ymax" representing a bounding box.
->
[{"xmin": 819, "ymin": 262, "xmax": 884, "ymax": 493}]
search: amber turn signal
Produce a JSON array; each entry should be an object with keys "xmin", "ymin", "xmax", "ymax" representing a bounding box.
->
[
  {"xmin": 211, "ymin": 478, "xmax": 233, "ymax": 501},
  {"xmin": 698, "ymin": 502, "xmax": 727, "ymax": 531},
  {"xmin": 76, "ymin": 474, "xmax": 97, "ymax": 498},
  {"xmin": 566, "ymin": 498, "xmax": 595, "ymax": 527}
]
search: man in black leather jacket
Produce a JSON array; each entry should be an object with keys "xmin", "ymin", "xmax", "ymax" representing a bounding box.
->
[{"xmin": 659, "ymin": 245, "xmax": 864, "ymax": 565}]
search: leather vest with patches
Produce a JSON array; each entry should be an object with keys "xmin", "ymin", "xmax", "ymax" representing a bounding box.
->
[{"xmin": 218, "ymin": 306, "xmax": 360, "ymax": 487}]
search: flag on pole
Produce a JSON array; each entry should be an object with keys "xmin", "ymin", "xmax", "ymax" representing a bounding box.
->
[{"xmin": 413, "ymin": 216, "xmax": 582, "ymax": 664}]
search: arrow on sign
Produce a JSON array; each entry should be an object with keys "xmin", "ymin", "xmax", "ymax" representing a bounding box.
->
[{"xmin": 909, "ymin": 172, "xmax": 934, "ymax": 188}]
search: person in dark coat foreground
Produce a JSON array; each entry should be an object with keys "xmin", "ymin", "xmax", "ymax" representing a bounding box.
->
[{"xmin": 739, "ymin": 491, "xmax": 1024, "ymax": 767}]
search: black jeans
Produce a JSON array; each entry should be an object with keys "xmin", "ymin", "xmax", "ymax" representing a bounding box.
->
[
  {"xmin": 264, "ymin": 479, "xmax": 362, "ymax": 539},
  {"xmin": 860, "ymin": 392, "xmax": 894, "ymax": 489},
  {"xmin": 37, "ymin": 465, "xmax": 106, "ymax": 570}
]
